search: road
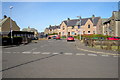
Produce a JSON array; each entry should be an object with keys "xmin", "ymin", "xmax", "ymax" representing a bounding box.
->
[{"xmin": 2, "ymin": 39, "xmax": 119, "ymax": 78}]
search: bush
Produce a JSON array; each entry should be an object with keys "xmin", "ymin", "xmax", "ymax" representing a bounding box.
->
[
  {"xmin": 82, "ymin": 34, "xmax": 112, "ymax": 39},
  {"xmin": 48, "ymin": 33, "xmax": 58, "ymax": 35}
]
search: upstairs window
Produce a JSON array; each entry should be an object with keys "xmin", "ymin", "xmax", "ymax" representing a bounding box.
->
[
  {"xmin": 88, "ymin": 25, "xmax": 90, "ymax": 28},
  {"xmin": 63, "ymin": 26, "xmax": 65, "ymax": 30},
  {"xmin": 72, "ymin": 26, "xmax": 74, "ymax": 29}
]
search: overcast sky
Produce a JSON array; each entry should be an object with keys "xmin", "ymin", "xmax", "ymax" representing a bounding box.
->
[{"xmin": 2, "ymin": 2, "xmax": 118, "ymax": 32}]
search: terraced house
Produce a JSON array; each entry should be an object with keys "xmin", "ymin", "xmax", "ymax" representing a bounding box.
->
[
  {"xmin": 59, "ymin": 15, "xmax": 101, "ymax": 37},
  {"xmin": 101, "ymin": 11, "xmax": 120, "ymax": 37},
  {"xmin": 44, "ymin": 25, "xmax": 60, "ymax": 35}
]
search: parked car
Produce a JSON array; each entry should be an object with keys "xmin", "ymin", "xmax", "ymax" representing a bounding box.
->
[
  {"xmin": 67, "ymin": 36, "xmax": 75, "ymax": 41},
  {"xmin": 52, "ymin": 36, "xmax": 57, "ymax": 39},
  {"xmin": 107, "ymin": 37, "xmax": 120, "ymax": 40},
  {"xmin": 48, "ymin": 35, "xmax": 53, "ymax": 39},
  {"xmin": 56, "ymin": 35, "xmax": 61, "ymax": 40}
]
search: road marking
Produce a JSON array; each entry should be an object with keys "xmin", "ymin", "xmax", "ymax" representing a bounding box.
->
[
  {"xmin": 101, "ymin": 54, "xmax": 109, "ymax": 57},
  {"xmin": 32, "ymin": 52, "xmax": 40, "ymax": 54},
  {"xmin": 41, "ymin": 52, "xmax": 50, "ymax": 54},
  {"xmin": 88, "ymin": 54, "xmax": 97, "ymax": 56},
  {"xmin": 4, "ymin": 52, "xmax": 11, "ymax": 53},
  {"xmin": 76, "ymin": 53, "xmax": 85, "ymax": 55},
  {"xmin": 64, "ymin": 53, "xmax": 73, "ymax": 55},
  {"xmin": 22, "ymin": 52, "xmax": 31, "ymax": 54},
  {"xmin": 52, "ymin": 53, "xmax": 59, "ymax": 54}
]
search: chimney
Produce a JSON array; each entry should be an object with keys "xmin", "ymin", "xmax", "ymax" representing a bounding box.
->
[
  {"xmin": 67, "ymin": 18, "xmax": 70, "ymax": 20},
  {"xmin": 3, "ymin": 15, "xmax": 7, "ymax": 19}
]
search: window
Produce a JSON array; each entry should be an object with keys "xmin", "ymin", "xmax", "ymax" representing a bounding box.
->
[
  {"xmin": 63, "ymin": 26, "xmax": 65, "ymax": 30},
  {"xmin": 72, "ymin": 31, "xmax": 75, "ymax": 35},
  {"xmin": 88, "ymin": 31, "xmax": 90, "ymax": 34},
  {"xmin": 93, "ymin": 31, "xmax": 95, "ymax": 34},
  {"xmin": 78, "ymin": 25, "xmax": 80, "ymax": 29},
  {"xmin": 72, "ymin": 26, "xmax": 74, "ymax": 29},
  {"xmin": 88, "ymin": 25, "xmax": 90, "ymax": 28}
]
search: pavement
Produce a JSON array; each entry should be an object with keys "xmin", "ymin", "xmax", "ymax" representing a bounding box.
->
[{"xmin": 1, "ymin": 39, "xmax": 119, "ymax": 78}]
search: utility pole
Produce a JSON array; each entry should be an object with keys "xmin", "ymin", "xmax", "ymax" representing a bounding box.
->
[
  {"xmin": 77, "ymin": 16, "xmax": 82, "ymax": 40},
  {"xmin": 10, "ymin": 6, "xmax": 13, "ymax": 44}
]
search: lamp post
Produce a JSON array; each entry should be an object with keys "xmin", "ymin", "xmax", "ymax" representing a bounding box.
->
[
  {"xmin": 10, "ymin": 6, "xmax": 13, "ymax": 44},
  {"xmin": 77, "ymin": 16, "xmax": 82, "ymax": 40}
]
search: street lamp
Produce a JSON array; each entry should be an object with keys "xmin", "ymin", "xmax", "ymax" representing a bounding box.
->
[
  {"xmin": 77, "ymin": 16, "xmax": 82, "ymax": 40},
  {"xmin": 10, "ymin": 6, "xmax": 13, "ymax": 44}
]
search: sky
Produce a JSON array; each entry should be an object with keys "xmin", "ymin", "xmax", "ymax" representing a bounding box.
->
[{"xmin": 1, "ymin": 2, "xmax": 118, "ymax": 32}]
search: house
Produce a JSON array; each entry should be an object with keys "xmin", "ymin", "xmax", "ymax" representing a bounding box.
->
[
  {"xmin": 101, "ymin": 11, "xmax": 120, "ymax": 37},
  {"xmin": 44, "ymin": 25, "xmax": 60, "ymax": 35},
  {"xmin": 0, "ymin": 15, "xmax": 20, "ymax": 37},
  {"xmin": 22, "ymin": 27, "xmax": 38, "ymax": 38},
  {"xmin": 59, "ymin": 15, "xmax": 101, "ymax": 37}
]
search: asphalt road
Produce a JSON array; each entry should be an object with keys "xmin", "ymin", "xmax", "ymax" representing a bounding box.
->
[{"xmin": 2, "ymin": 39, "xmax": 119, "ymax": 78}]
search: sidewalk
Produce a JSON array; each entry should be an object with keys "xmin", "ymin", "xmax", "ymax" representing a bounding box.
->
[{"xmin": 75, "ymin": 40, "xmax": 119, "ymax": 55}]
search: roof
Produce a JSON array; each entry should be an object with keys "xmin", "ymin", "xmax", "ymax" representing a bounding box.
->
[
  {"xmin": 48, "ymin": 25, "xmax": 60, "ymax": 30},
  {"xmin": 101, "ymin": 18, "xmax": 108, "ymax": 24},
  {"xmin": 63, "ymin": 17, "xmax": 100, "ymax": 27},
  {"xmin": 22, "ymin": 27, "xmax": 38, "ymax": 32},
  {"xmin": 103, "ymin": 11, "xmax": 120, "ymax": 24},
  {"xmin": 113, "ymin": 11, "xmax": 120, "ymax": 20},
  {"xmin": 0, "ymin": 17, "xmax": 9, "ymax": 27}
]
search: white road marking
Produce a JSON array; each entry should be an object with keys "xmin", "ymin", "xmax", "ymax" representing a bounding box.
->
[
  {"xmin": 22, "ymin": 52, "xmax": 31, "ymax": 54},
  {"xmin": 88, "ymin": 54, "xmax": 97, "ymax": 56},
  {"xmin": 41, "ymin": 52, "xmax": 50, "ymax": 54},
  {"xmin": 101, "ymin": 55, "xmax": 109, "ymax": 57},
  {"xmin": 76, "ymin": 53, "xmax": 85, "ymax": 55},
  {"xmin": 52, "ymin": 53, "xmax": 59, "ymax": 54},
  {"xmin": 64, "ymin": 53, "xmax": 73, "ymax": 55},
  {"xmin": 32, "ymin": 52, "xmax": 40, "ymax": 54}
]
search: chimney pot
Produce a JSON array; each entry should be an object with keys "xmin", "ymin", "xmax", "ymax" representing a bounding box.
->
[{"xmin": 3, "ymin": 15, "xmax": 7, "ymax": 19}]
